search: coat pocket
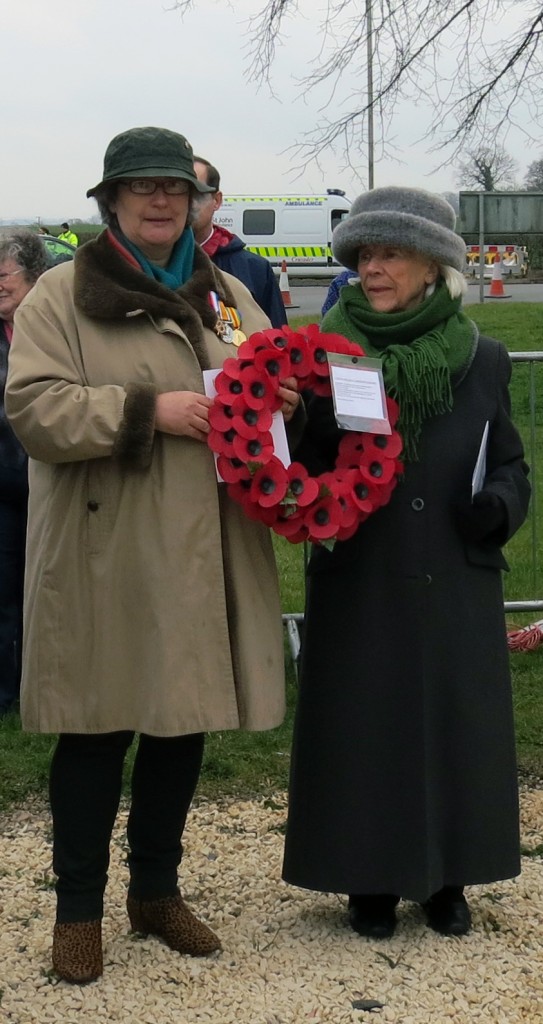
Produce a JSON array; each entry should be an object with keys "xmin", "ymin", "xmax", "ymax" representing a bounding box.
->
[
  {"xmin": 35, "ymin": 574, "xmax": 63, "ymax": 689},
  {"xmin": 85, "ymin": 462, "xmax": 117, "ymax": 556},
  {"xmin": 464, "ymin": 541, "xmax": 509, "ymax": 572}
]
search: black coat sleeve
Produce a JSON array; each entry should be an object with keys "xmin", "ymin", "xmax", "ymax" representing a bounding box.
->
[{"xmin": 482, "ymin": 342, "xmax": 531, "ymax": 542}]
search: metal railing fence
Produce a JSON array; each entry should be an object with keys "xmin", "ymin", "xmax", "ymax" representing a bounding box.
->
[{"xmin": 507, "ymin": 352, "xmax": 542, "ymax": 611}]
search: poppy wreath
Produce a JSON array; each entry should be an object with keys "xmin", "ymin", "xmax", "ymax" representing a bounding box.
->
[{"xmin": 207, "ymin": 324, "xmax": 403, "ymax": 546}]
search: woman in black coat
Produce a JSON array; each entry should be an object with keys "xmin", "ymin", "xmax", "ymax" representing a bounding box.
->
[
  {"xmin": 0, "ymin": 232, "xmax": 48, "ymax": 716},
  {"xmin": 282, "ymin": 187, "xmax": 530, "ymax": 939}
]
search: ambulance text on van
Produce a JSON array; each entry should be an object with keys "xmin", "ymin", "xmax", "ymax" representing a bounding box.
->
[{"xmin": 213, "ymin": 189, "xmax": 351, "ymax": 278}]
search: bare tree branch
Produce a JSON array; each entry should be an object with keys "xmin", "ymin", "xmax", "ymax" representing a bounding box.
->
[{"xmin": 171, "ymin": 0, "xmax": 543, "ymax": 175}]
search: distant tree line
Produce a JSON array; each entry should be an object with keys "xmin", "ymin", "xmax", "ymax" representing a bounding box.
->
[{"xmin": 454, "ymin": 146, "xmax": 543, "ymax": 193}]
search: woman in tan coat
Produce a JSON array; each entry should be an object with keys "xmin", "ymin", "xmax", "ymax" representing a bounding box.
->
[{"xmin": 6, "ymin": 126, "xmax": 297, "ymax": 984}]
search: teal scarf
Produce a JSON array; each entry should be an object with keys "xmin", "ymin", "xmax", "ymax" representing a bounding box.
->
[
  {"xmin": 119, "ymin": 227, "xmax": 196, "ymax": 289},
  {"xmin": 322, "ymin": 281, "xmax": 476, "ymax": 461}
]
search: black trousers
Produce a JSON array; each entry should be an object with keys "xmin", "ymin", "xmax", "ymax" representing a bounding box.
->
[{"xmin": 49, "ymin": 730, "xmax": 205, "ymax": 922}]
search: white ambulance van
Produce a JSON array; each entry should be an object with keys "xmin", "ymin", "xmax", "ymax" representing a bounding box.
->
[{"xmin": 213, "ymin": 189, "xmax": 351, "ymax": 277}]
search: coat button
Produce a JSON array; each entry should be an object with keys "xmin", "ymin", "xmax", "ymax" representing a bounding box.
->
[
  {"xmin": 87, "ymin": 500, "xmax": 99, "ymax": 512},
  {"xmin": 411, "ymin": 497, "xmax": 424, "ymax": 511}
]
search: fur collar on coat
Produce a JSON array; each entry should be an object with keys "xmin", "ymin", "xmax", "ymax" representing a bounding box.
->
[{"xmin": 74, "ymin": 229, "xmax": 240, "ymax": 372}]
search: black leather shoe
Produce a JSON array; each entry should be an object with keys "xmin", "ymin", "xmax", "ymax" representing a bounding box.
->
[
  {"xmin": 348, "ymin": 894, "xmax": 399, "ymax": 939},
  {"xmin": 424, "ymin": 888, "xmax": 472, "ymax": 936}
]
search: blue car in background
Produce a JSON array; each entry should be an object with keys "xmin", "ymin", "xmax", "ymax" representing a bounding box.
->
[{"xmin": 40, "ymin": 234, "xmax": 77, "ymax": 267}]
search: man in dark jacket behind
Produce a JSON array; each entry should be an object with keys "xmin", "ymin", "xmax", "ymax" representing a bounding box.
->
[{"xmin": 192, "ymin": 158, "xmax": 287, "ymax": 328}]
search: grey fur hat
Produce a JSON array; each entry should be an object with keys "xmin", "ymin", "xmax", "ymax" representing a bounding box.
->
[{"xmin": 332, "ymin": 186, "xmax": 466, "ymax": 272}]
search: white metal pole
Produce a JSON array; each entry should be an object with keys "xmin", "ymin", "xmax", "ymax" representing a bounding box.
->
[
  {"xmin": 366, "ymin": 0, "xmax": 374, "ymax": 190},
  {"xmin": 478, "ymin": 192, "xmax": 485, "ymax": 303}
]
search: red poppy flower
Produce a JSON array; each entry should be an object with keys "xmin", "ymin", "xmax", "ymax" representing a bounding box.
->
[
  {"xmin": 314, "ymin": 471, "xmax": 342, "ymax": 499},
  {"xmin": 297, "ymin": 325, "xmax": 363, "ymax": 395},
  {"xmin": 363, "ymin": 429, "xmax": 403, "ymax": 461},
  {"xmin": 228, "ymin": 483, "xmax": 280, "ymax": 524},
  {"xmin": 336, "ymin": 432, "xmax": 367, "ymax": 469},
  {"xmin": 286, "ymin": 462, "xmax": 320, "ymax": 507},
  {"xmin": 274, "ymin": 510, "xmax": 309, "ymax": 542},
  {"xmin": 337, "ymin": 492, "xmax": 359, "ymax": 530},
  {"xmin": 307, "ymin": 376, "xmax": 332, "ymax": 397},
  {"xmin": 346, "ymin": 472, "xmax": 380, "ymax": 513},
  {"xmin": 318, "ymin": 468, "xmax": 359, "ymax": 529},
  {"xmin": 216, "ymin": 456, "xmax": 251, "ymax": 484},
  {"xmin": 237, "ymin": 337, "xmax": 269, "ymax": 363},
  {"xmin": 283, "ymin": 525, "xmax": 310, "ymax": 544},
  {"xmin": 214, "ymin": 366, "xmax": 246, "ymax": 406},
  {"xmin": 232, "ymin": 431, "xmax": 274, "ymax": 466},
  {"xmin": 303, "ymin": 495, "xmax": 343, "ymax": 540},
  {"xmin": 250, "ymin": 458, "xmax": 290, "ymax": 507},
  {"xmin": 374, "ymin": 478, "xmax": 397, "ymax": 509},
  {"xmin": 359, "ymin": 453, "xmax": 397, "ymax": 486},
  {"xmin": 306, "ymin": 338, "xmax": 333, "ymax": 380},
  {"xmin": 256, "ymin": 503, "xmax": 282, "ymax": 526},
  {"xmin": 208, "ymin": 403, "xmax": 235, "ymax": 432},
  {"xmin": 279, "ymin": 328, "xmax": 314, "ymax": 378},
  {"xmin": 253, "ymin": 347, "xmax": 291, "ymax": 382},
  {"xmin": 259, "ymin": 329, "xmax": 292, "ymax": 354},
  {"xmin": 208, "ymin": 427, "xmax": 237, "ymax": 458},
  {"xmin": 336, "ymin": 518, "xmax": 363, "ymax": 542},
  {"xmin": 238, "ymin": 366, "xmax": 281, "ymax": 412},
  {"xmin": 231, "ymin": 405, "xmax": 273, "ymax": 439},
  {"xmin": 221, "ymin": 356, "xmax": 244, "ymax": 378},
  {"xmin": 226, "ymin": 477, "xmax": 252, "ymax": 504},
  {"xmin": 302, "ymin": 325, "xmax": 362, "ymax": 376},
  {"xmin": 324, "ymin": 333, "xmax": 363, "ymax": 358}
]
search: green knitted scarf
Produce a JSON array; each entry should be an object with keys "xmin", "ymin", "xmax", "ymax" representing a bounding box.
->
[{"xmin": 322, "ymin": 281, "xmax": 476, "ymax": 461}]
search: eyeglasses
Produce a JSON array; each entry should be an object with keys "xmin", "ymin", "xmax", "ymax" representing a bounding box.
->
[
  {"xmin": 121, "ymin": 179, "xmax": 190, "ymax": 195},
  {"xmin": 0, "ymin": 269, "xmax": 23, "ymax": 282}
]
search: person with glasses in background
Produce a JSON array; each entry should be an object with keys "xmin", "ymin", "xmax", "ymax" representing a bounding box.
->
[
  {"xmin": 0, "ymin": 232, "xmax": 48, "ymax": 717},
  {"xmin": 192, "ymin": 156, "xmax": 287, "ymax": 328},
  {"xmin": 6, "ymin": 126, "xmax": 300, "ymax": 985}
]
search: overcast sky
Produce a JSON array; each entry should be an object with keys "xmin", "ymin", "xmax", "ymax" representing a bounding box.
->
[{"xmin": 2, "ymin": 0, "xmax": 538, "ymax": 222}]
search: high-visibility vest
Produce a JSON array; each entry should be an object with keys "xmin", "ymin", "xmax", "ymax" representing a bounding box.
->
[{"xmin": 58, "ymin": 231, "xmax": 78, "ymax": 247}]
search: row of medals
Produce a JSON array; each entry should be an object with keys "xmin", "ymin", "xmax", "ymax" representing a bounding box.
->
[{"xmin": 210, "ymin": 291, "xmax": 246, "ymax": 348}]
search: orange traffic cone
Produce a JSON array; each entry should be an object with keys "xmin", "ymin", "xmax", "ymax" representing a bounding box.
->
[
  {"xmin": 486, "ymin": 254, "xmax": 511, "ymax": 299},
  {"xmin": 279, "ymin": 260, "xmax": 298, "ymax": 308}
]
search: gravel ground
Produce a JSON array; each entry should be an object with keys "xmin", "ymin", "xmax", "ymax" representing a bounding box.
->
[{"xmin": 1, "ymin": 787, "xmax": 543, "ymax": 1024}]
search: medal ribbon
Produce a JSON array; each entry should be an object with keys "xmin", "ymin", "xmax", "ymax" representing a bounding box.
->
[{"xmin": 208, "ymin": 290, "xmax": 242, "ymax": 328}]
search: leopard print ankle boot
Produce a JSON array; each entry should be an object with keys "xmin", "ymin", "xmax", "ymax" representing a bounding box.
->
[
  {"xmin": 52, "ymin": 920, "xmax": 103, "ymax": 983},
  {"xmin": 127, "ymin": 893, "xmax": 221, "ymax": 955}
]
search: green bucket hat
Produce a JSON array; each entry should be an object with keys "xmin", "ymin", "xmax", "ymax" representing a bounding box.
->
[{"xmin": 86, "ymin": 126, "xmax": 214, "ymax": 197}]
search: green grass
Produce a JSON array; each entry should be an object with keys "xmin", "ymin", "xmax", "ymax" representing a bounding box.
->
[
  {"xmin": 482, "ymin": 306, "xmax": 543, "ymax": 774},
  {"xmin": 472, "ymin": 306, "xmax": 543, "ymax": 610},
  {"xmin": 1, "ymin": 304, "xmax": 542, "ymax": 812}
]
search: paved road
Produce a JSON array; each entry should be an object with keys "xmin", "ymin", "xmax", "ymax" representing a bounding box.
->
[{"xmin": 285, "ymin": 282, "xmax": 543, "ymax": 320}]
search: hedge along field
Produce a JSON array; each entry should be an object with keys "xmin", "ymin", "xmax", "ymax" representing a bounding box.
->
[{"xmin": 0, "ymin": 304, "xmax": 542, "ymax": 812}]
